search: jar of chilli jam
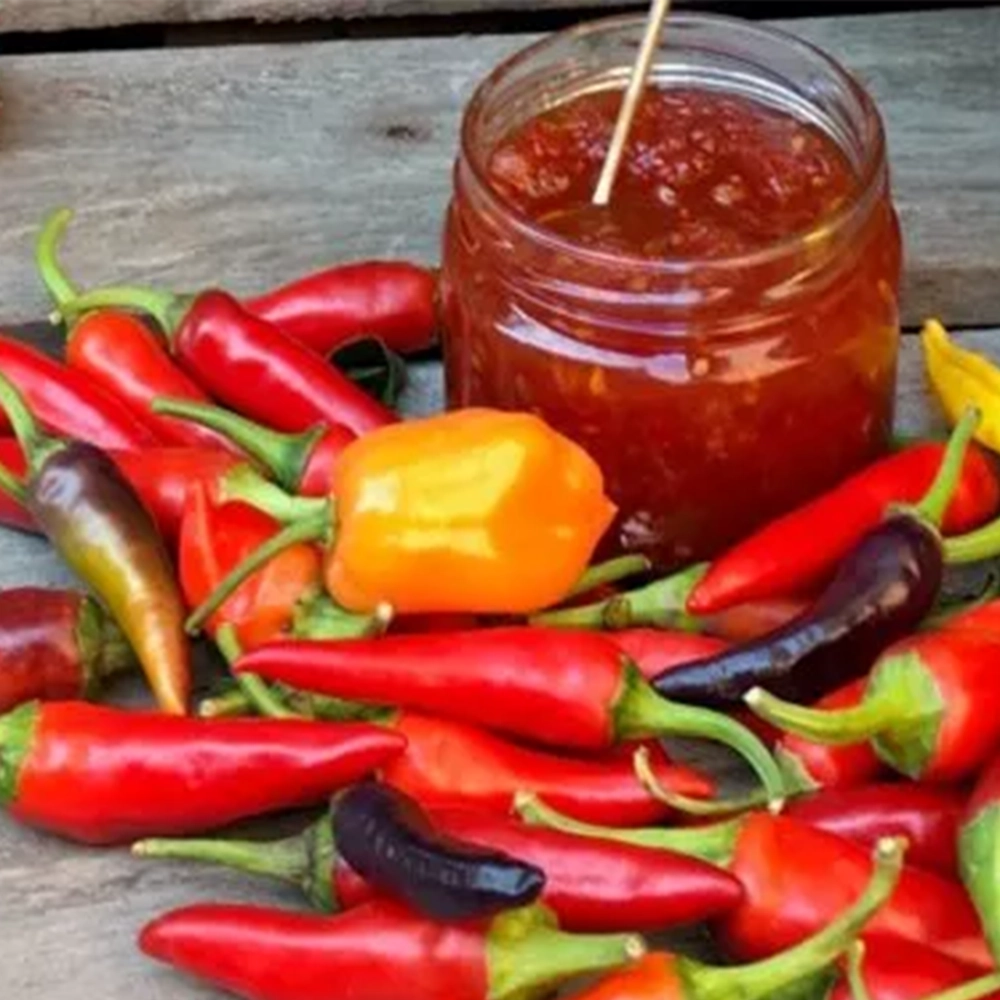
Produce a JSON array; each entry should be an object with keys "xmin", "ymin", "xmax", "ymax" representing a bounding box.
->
[{"xmin": 440, "ymin": 13, "xmax": 902, "ymax": 569}]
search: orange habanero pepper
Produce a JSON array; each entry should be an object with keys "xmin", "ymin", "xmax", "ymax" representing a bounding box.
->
[{"xmin": 185, "ymin": 408, "xmax": 616, "ymax": 628}]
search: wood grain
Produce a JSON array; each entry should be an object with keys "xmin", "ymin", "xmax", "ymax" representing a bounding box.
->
[
  {"xmin": 0, "ymin": 322, "xmax": 998, "ymax": 999},
  {"xmin": 0, "ymin": 9, "xmax": 998, "ymax": 327},
  {"xmin": 0, "ymin": 0, "xmax": 621, "ymax": 33}
]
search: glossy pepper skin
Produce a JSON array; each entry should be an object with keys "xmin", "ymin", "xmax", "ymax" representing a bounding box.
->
[
  {"xmin": 329, "ymin": 409, "xmax": 617, "ymax": 614},
  {"xmin": 610, "ymin": 630, "xmax": 727, "ymax": 680},
  {"xmin": 518, "ymin": 805, "xmax": 991, "ymax": 971},
  {"xmin": 720, "ymin": 813, "xmax": 991, "ymax": 971},
  {"xmin": 688, "ymin": 437, "xmax": 998, "ymax": 615},
  {"xmin": 0, "ymin": 437, "xmax": 245, "ymax": 546},
  {"xmin": 959, "ymin": 752, "xmax": 1000, "ymax": 962},
  {"xmin": 179, "ymin": 484, "xmax": 322, "ymax": 652},
  {"xmin": 114, "ymin": 447, "xmax": 246, "ymax": 546},
  {"xmin": 36, "ymin": 210, "xmax": 239, "ymax": 453},
  {"xmin": 332, "ymin": 781, "xmax": 545, "ymax": 921},
  {"xmin": 237, "ymin": 627, "xmax": 786, "ymax": 804},
  {"xmin": 747, "ymin": 608, "xmax": 1000, "ymax": 784},
  {"xmin": 923, "ymin": 319, "xmax": 1000, "ymax": 456},
  {"xmin": 62, "ymin": 285, "xmax": 397, "ymax": 437},
  {"xmin": 828, "ymin": 939, "xmax": 1000, "ymax": 1000},
  {"xmin": 555, "ymin": 839, "xmax": 905, "ymax": 1000},
  {"xmin": 153, "ymin": 396, "xmax": 355, "ymax": 495},
  {"xmin": 0, "ymin": 333, "xmax": 156, "ymax": 450},
  {"xmin": 775, "ymin": 680, "xmax": 884, "ymax": 793},
  {"xmin": 384, "ymin": 712, "xmax": 714, "ymax": 826},
  {"xmin": 786, "ymin": 783, "xmax": 964, "ymax": 878},
  {"xmin": 185, "ymin": 409, "xmax": 619, "ymax": 626},
  {"xmin": 246, "ymin": 260, "xmax": 438, "ymax": 357},
  {"xmin": 140, "ymin": 899, "xmax": 644, "ymax": 1000},
  {"xmin": 136, "ymin": 800, "xmax": 744, "ymax": 932},
  {"xmin": 655, "ymin": 515, "xmax": 944, "ymax": 708},
  {"xmin": 0, "ymin": 372, "xmax": 191, "ymax": 715},
  {"xmin": 0, "ymin": 588, "xmax": 135, "ymax": 713},
  {"xmin": 0, "ymin": 701, "xmax": 406, "ymax": 844}
]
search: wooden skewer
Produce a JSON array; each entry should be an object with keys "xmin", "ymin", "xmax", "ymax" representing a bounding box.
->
[{"xmin": 592, "ymin": 0, "xmax": 673, "ymax": 207}]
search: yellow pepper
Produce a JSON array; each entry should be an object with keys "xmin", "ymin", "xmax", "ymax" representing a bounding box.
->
[
  {"xmin": 923, "ymin": 318, "xmax": 1000, "ymax": 453},
  {"xmin": 327, "ymin": 408, "xmax": 616, "ymax": 613}
]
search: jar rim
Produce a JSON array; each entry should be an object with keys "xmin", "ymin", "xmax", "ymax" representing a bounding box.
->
[{"xmin": 459, "ymin": 11, "xmax": 889, "ymax": 275}]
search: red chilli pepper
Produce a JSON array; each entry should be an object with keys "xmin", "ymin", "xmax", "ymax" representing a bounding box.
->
[
  {"xmin": 0, "ymin": 701, "xmax": 406, "ymax": 844},
  {"xmin": 140, "ymin": 899, "xmax": 643, "ymax": 1000},
  {"xmin": 0, "ymin": 333, "xmax": 156, "ymax": 450},
  {"xmin": 786, "ymin": 783, "xmax": 964, "ymax": 878},
  {"xmin": 179, "ymin": 484, "xmax": 323, "ymax": 651},
  {"xmin": 775, "ymin": 679, "xmax": 885, "ymax": 792},
  {"xmin": 688, "ymin": 441, "xmax": 999, "ymax": 615},
  {"xmin": 384, "ymin": 711, "xmax": 714, "ymax": 826},
  {"xmin": 237, "ymin": 627, "xmax": 786, "ymax": 804},
  {"xmin": 36, "ymin": 210, "xmax": 240, "ymax": 453},
  {"xmin": 114, "ymin": 447, "xmax": 247, "ymax": 546},
  {"xmin": 152, "ymin": 396, "xmax": 355, "ymax": 495},
  {"xmin": 135, "ymin": 802, "xmax": 744, "ymax": 933},
  {"xmin": 720, "ymin": 813, "xmax": 991, "ymax": 970},
  {"xmin": 63, "ymin": 284, "xmax": 397, "ymax": 437},
  {"xmin": 542, "ymin": 840, "xmax": 905, "ymax": 1000},
  {"xmin": 247, "ymin": 260, "xmax": 439, "ymax": 356},
  {"xmin": 0, "ymin": 588, "xmax": 135, "ymax": 713},
  {"xmin": 747, "ymin": 605, "xmax": 1000, "ymax": 784},
  {"xmin": 516, "ymin": 806, "xmax": 991, "ymax": 970}
]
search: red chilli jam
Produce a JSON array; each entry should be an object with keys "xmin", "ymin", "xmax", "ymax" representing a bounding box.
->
[{"xmin": 441, "ymin": 15, "xmax": 901, "ymax": 568}]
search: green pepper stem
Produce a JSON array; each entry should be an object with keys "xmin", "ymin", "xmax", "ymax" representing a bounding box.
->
[
  {"xmin": 486, "ymin": 905, "xmax": 645, "ymax": 1000},
  {"xmin": 214, "ymin": 624, "xmax": 300, "ymax": 720},
  {"xmin": 58, "ymin": 285, "xmax": 186, "ymax": 337},
  {"xmin": 35, "ymin": 208, "xmax": 79, "ymax": 312},
  {"xmin": 513, "ymin": 791, "xmax": 741, "ymax": 866},
  {"xmin": 914, "ymin": 406, "xmax": 981, "ymax": 527},
  {"xmin": 77, "ymin": 596, "xmax": 137, "ymax": 695},
  {"xmin": 844, "ymin": 942, "xmax": 872, "ymax": 1000},
  {"xmin": 617, "ymin": 668, "xmax": 785, "ymax": 806},
  {"xmin": 745, "ymin": 685, "xmax": 901, "ymax": 746},
  {"xmin": 218, "ymin": 464, "xmax": 328, "ymax": 524},
  {"xmin": 134, "ymin": 817, "xmax": 336, "ymax": 911},
  {"xmin": 199, "ymin": 689, "xmax": 252, "ymax": 718},
  {"xmin": 532, "ymin": 563, "xmax": 707, "ymax": 630},
  {"xmin": 926, "ymin": 973, "xmax": 1000, "ymax": 1000},
  {"xmin": 134, "ymin": 830, "xmax": 309, "ymax": 888},
  {"xmin": 563, "ymin": 555, "xmax": 652, "ymax": 601},
  {"xmin": 185, "ymin": 512, "xmax": 330, "ymax": 635},
  {"xmin": 0, "ymin": 462, "xmax": 28, "ymax": 505},
  {"xmin": 0, "ymin": 702, "xmax": 39, "ymax": 805},
  {"xmin": 153, "ymin": 397, "xmax": 322, "ymax": 493},
  {"xmin": 945, "ymin": 520, "xmax": 1000, "ymax": 565},
  {"xmin": 632, "ymin": 746, "xmax": 776, "ymax": 817},
  {"xmin": 685, "ymin": 838, "xmax": 906, "ymax": 1000},
  {"xmin": 293, "ymin": 593, "xmax": 393, "ymax": 641},
  {"xmin": 0, "ymin": 371, "xmax": 61, "ymax": 473}
]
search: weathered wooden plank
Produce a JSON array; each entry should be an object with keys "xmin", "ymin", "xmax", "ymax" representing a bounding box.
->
[
  {"xmin": 0, "ymin": 0, "xmax": 610, "ymax": 33},
  {"xmin": 0, "ymin": 325, "xmax": 996, "ymax": 998},
  {"xmin": 0, "ymin": 9, "xmax": 998, "ymax": 328}
]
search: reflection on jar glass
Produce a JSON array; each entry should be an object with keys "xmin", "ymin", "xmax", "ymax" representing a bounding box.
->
[{"xmin": 441, "ymin": 14, "xmax": 902, "ymax": 569}]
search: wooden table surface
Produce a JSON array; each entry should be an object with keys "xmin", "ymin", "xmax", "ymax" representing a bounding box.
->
[{"xmin": 1, "ymin": 3, "xmax": 999, "ymax": 997}]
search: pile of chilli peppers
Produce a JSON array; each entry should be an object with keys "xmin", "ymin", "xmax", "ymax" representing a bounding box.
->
[{"xmin": 6, "ymin": 211, "xmax": 1000, "ymax": 1000}]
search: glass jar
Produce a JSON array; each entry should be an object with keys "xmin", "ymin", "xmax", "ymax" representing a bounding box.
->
[{"xmin": 441, "ymin": 13, "xmax": 902, "ymax": 569}]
